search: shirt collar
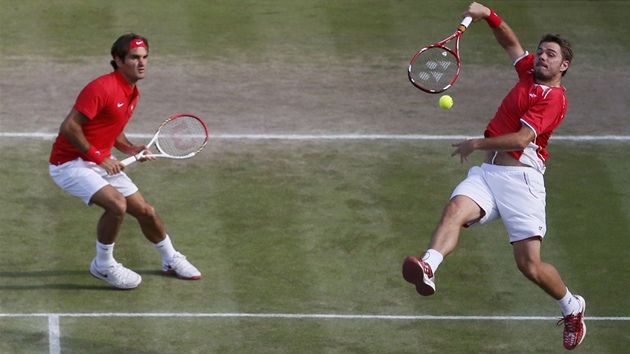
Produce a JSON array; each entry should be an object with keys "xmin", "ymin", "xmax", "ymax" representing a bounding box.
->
[{"xmin": 113, "ymin": 70, "xmax": 139, "ymax": 96}]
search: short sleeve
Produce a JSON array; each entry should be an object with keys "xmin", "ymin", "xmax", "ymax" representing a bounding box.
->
[
  {"xmin": 521, "ymin": 88, "xmax": 567, "ymax": 134},
  {"xmin": 74, "ymin": 79, "xmax": 108, "ymax": 120}
]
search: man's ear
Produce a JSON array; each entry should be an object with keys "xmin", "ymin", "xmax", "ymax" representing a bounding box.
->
[{"xmin": 114, "ymin": 55, "xmax": 124, "ymax": 66}]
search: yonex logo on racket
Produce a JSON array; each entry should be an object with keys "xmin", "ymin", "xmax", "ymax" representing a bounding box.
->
[{"xmin": 431, "ymin": 72, "xmax": 444, "ymax": 82}]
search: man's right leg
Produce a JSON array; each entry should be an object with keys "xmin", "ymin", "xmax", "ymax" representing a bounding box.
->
[
  {"xmin": 89, "ymin": 186, "xmax": 142, "ymax": 289},
  {"xmin": 403, "ymin": 195, "xmax": 484, "ymax": 296},
  {"xmin": 91, "ymin": 185, "xmax": 127, "ymax": 245}
]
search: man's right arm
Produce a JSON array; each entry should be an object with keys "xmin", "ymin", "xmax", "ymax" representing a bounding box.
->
[
  {"xmin": 59, "ymin": 108, "xmax": 92, "ymax": 154},
  {"xmin": 463, "ymin": 2, "xmax": 525, "ymax": 63},
  {"xmin": 59, "ymin": 109, "xmax": 124, "ymax": 173}
]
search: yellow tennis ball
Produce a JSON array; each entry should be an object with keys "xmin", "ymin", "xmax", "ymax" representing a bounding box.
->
[{"xmin": 439, "ymin": 95, "xmax": 453, "ymax": 110}]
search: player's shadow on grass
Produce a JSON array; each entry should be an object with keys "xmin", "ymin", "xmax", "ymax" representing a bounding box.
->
[
  {"xmin": 0, "ymin": 269, "xmax": 178, "ymax": 290},
  {"xmin": 0, "ymin": 270, "xmax": 119, "ymax": 291},
  {"xmin": 0, "ymin": 283, "xmax": 117, "ymax": 291},
  {"xmin": 0, "ymin": 270, "xmax": 87, "ymax": 278}
]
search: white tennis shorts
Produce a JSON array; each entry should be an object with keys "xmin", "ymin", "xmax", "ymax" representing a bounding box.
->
[
  {"xmin": 451, "ymin": 163, "xmax": 547, "ymax": 243},
  {"xmin": 49, "ymin": 158, "xmax": 138, "ymax": 205}
]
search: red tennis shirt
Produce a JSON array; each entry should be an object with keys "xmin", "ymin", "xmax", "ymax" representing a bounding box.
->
[
  {"xmin": 484, "ymin": 52, "xmax": 568, "ymax": 173},
  {"xmin": 49, "ymin": 70, "xmax": 139, "ymax": 165}
]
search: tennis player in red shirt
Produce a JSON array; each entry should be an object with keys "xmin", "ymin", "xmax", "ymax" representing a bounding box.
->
[
  {"xmin": 49, "ymin": 33, "xmax": 201, "ymax": 289},
  {"xmin": 402, "ymin": 3, "xmax": 586, "ymax": 350}
]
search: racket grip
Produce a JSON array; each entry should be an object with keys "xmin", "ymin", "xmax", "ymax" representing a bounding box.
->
[
  {"xmin": 460, "ymin": 16, "xmax": 473, "ymax": 30},
  {"xmin": 121, "ymin": 155, "xmax": 138, "ymax": 166}
]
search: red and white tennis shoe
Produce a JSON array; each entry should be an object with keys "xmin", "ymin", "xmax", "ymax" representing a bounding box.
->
[
  {"xmin": 558, "ymin": 295, "xmax": 586, "ymax": 350},
  {"xmin": 162, "ymin": 252, "xmax": 201, "ymax": 280},
  {"xmin": 402, "ymin": 255, "xmax": 435, "ymax": 296}
]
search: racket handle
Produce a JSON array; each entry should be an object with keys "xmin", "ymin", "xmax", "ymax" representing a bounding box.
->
[
  {"xmin": 459, "ymin": 16, "xmax": 473, "ymax": 31},
  {"xmin": 121, "ymin": 155, "xmax": 138, "ymax": 166}
]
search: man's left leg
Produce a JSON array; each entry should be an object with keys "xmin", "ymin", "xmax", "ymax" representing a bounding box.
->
[
  {"xmin": 126, "ymin": 191, "xmax": 201, "ymax": 280},
  {"xmin": 513, "ymin": 237, "xmax": 586, "ymax": 350}
]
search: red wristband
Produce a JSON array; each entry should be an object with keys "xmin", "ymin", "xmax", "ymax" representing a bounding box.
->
[
  {"xmin": 84, "ymin": 145, "xmax": 105, "ymax": 164},
  {"xmin": 486, "ymin": 8, "xmax": 502, "ymax": 28}
]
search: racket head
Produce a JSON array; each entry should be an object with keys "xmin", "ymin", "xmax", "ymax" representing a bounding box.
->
[
  {"xmin": 408, "ymin": 16, "xmax": 471, "ymax": 94},
  {"xmin": 408, "ymin": 45, "xmax": 461, "ymax": 94},
  {"xmin": 154, "ymin": 113, "xmax": 209, "ymax": 159}
]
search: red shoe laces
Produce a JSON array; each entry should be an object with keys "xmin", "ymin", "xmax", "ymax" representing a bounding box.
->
[{"xmin": 557, "ymin": 312, "xmax": 582, "ymax": 332}]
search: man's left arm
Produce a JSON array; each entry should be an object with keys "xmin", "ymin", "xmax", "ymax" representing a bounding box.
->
[
  {"xmin": 114, "ymin": 133, "xmax": 142, "ymax": 156},
  {"xmin": 114, "ymin": 133, "xmax": 157, "ymax": 162}
]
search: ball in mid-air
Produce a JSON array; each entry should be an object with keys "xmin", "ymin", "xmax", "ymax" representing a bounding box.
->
[{"xmin": 439, "ymin": 95, "xmax": 453, "ymax": 110}]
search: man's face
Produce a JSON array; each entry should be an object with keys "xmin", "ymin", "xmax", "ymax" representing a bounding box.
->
[
  {"xmin": 115, "ymin": 46, "xmax": 148, "ymax": 85},
  {"xmin": 534, "ymin": 42, "xmax": 569, "ymax": 83}
]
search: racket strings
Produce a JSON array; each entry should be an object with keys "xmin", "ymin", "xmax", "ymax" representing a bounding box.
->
[
  {"xmin": 156, "ymin": 116, "xmax": 208, "ymax": 157},
  {"xmin": 410, "ymin": 47, "xmax": 459, "ymax": 92}
]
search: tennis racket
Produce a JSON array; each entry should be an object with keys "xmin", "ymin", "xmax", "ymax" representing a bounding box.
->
[
  {"xmin": 408, "ymin": 16, "xmax": 473, "ymax": 94},
  {"xmin": 121, "ymin": 113, "xmax": 209, "ymax": 167}
]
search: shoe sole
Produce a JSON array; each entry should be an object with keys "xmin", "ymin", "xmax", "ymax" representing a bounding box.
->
[
  {"xmin": 162, "ymin": 269, "xmax": 202, "ymax": 280},
  {"xmin": 572, "ymin": 295, "xmax": 587, "ymax": 349},
  {"xmin": 89, "ymin": 269, "xmax": 141, "ymax": 290},
  {"xmin": 402, "ymin": 256, "xmax": 435, "ymax": 296}
]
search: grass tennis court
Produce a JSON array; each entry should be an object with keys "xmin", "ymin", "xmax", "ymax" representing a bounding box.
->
[{"xmin": 1, "ymin": 0, "xmax": 629, "ymax": 353}]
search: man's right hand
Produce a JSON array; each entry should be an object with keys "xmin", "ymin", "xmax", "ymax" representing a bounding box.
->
[
  {"xmin": 100, "ymin": 157, "xmax": 126, "ymax": 175},
  {"xmin": 462, "ymin": 2, "xmax": 491, "ymax": 22}
]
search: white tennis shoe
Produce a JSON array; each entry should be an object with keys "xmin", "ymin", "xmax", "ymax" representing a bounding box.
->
[
  {"xmin": 162, "ymin": 252, "xmax": 201, "ymax": 280},
  {"xmin": 90, "ymin": 258, "xmax": 142, "ymax": 289}
]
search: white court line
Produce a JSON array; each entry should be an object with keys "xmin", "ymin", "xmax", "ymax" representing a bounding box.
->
[
  {"xmin": 0, "ymin": 132, "xmax": 629, "ymax": 141},
  {"xmin": 48, "ymin": 315, "xmax": 60, "ymax": 354},
  {"xmin": 210, "ymin": 134, "xmax": 630, "ymax": 141},
  {"xmin": 2, "ymin": 313, "xmax": 628, "ymax": 320},
  {"xmin": 7, "ymin": 312, "xmax": 627, "ymax": 353}
]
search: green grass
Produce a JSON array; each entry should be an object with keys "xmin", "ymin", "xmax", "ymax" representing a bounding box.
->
[
  {"xmin": 2, "ymin": 0, "xmax": 629, "ymax": 66},
  {"xmin": 1, "ymin": 140, "xmax": 630, "ymax": 353}
]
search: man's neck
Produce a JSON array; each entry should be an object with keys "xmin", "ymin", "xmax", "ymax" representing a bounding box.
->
[{"xmin": 535, "ymin": 77, "xmax": 562, "ymax": 88}]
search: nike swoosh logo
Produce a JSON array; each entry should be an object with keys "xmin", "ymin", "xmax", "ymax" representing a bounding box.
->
[
  {"xmin": 135, "ymin": 41, "xmax": 143, "ymax": 45},
  {"xmin": 117, "ymin": 103, "xmax": 124, "ymax": 107}
]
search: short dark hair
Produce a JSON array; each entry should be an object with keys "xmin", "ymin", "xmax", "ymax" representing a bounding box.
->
[
  {"xmin": 110, "ymin": 33, "xmax": 149, "ymax": 69},
  {"xmin": 539, "ymin": 34, "xmax": 573, "ymax": 76}
]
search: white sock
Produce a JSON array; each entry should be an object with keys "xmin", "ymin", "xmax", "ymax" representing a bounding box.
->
[
  {"xmin": 153, "ymin": 235, "xmax": 176, "ymax": 261},
  {"xmin": 557, "ymin": 288, "xmax": 579, "ymax": 316},
  {"xmin": 422, "ymin": 249, "xmax": 444, "ymax": 273},
  {"xmin": 96, "ymin": 241, "xmax": 116, "ymax": 269}
]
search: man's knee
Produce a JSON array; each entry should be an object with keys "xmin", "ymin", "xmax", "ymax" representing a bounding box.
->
[
  {"xmin": 516, "ymin": 258, "xmax": 543, "ymax": 282},
  {"xmin": 441, "ymin": 196, "xmax": 483, "ymax": 226},
  {"xmin": 139, "ymin": 203, "xmax": 157, "ymax": 220},
  {"xmin": 512, "ymin": 237, "xmax": 544, "ymax": 282},
  {"xmin": 92, "ymin": 187, "xmax": 127, "ymax": 217},
  {"xmin": 129, "ymin": 201, "xmax": 158, "ymax": 222},
  {"xmin": 516, "ymin": 260, "xmax": 533, "ymax": 278}
]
